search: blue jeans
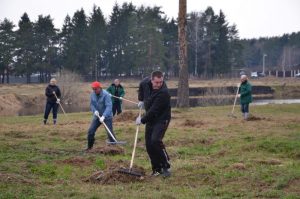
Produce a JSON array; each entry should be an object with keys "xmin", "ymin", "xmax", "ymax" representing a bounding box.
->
[
  {"xmin": 44, "ymin": 101, "xmax": 59, "ymax": 120},
  {"xmin": 87, "ymin": 116, "xmax": 116, "ymax": 148},
  {"xmin": 241, "ymin": 103, "xmax": 249, "ymax": 113}
]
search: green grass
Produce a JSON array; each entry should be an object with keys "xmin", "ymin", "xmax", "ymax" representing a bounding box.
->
[{"xmin": 0, "ymin": 104, "xmax": 299, "ymax": 198}]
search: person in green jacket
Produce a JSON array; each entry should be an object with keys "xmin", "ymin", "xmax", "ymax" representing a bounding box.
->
[
  {"xmin": 238, "ymin": 75, "xmax": 253, "ymax": 120},
  {"xmin": 106, "ymin": 79, "xmax": 125, "ymax": 116}
]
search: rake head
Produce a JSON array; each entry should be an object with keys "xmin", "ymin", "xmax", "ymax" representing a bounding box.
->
[
  {"xmin": 227, "ymin": 113, "xmax": 237, "ymax": 118},
  {"xmin": 118, "ymin": 168, "xmax": 143, "ymax": 177}
]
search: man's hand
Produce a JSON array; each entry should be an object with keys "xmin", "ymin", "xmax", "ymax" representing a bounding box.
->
[
  {"xmin": 138, "ymin": 101, "xmax": 144, "ymax": 109},
  {"xmin": 119, "ymin": 97, "xmax": 123, "ymax": 100},
  {"xmin": 136, "ymin": 116, "xmax": 141, "ymax": 125},
  {"xmin": 238, "ymin": 94, "xmax": 241, "ymax": 98},
  {"xmin": 99, "ymin": 116, "xmax": 105, "ymax": 123},
  {"xmin": 56, "ymin": 99, "xmax": 60, "ymax": 104},
  {"xmin": 94, "ymin": 111, "xmax": 99, "ymax": 117}
]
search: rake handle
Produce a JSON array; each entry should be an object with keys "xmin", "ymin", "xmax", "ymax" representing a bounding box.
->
[
  {"xmin": 53, "ymin": 92, "xmax": 68, "ymax": 117},
  {"xmin": 97, "ymin": 115, "xmax": 118, "ymax": 143},
  {"xmin": 231, "ymin": 84, "xmax": 240, "ymax": 114},
  {"xmin": 110, "ymin": 94, "xmax": 138, "ymax": 105},
  {"xmin": 129, "ymin": 108, "xmax": 142, "ymax": 170}
]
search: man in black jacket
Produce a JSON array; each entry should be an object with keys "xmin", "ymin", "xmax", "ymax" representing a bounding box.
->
[
  {"xmin": 136, "ymin": 71, "xmax": 171, "ymax": 177},
  {"xmin": 43, "ymin": 78, "xmax": 61, "ymax": 125}
]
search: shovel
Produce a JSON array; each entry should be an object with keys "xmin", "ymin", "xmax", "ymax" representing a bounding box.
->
[{"xmin": 118, "ymin": 108, "xmax": 143, "ymax": 177}]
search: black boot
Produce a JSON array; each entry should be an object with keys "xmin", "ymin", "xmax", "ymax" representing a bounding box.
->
[{"xmin": 85, "ymin": 137, "xmax": 95, "ymax": 151}]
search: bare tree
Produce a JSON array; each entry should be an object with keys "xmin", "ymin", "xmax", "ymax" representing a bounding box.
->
[{"xmin": 177, "ymin": 0, "xmax": 189, "ymax": 108}]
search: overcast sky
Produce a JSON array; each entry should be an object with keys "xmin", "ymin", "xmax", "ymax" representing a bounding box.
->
[{"xmin": 0, "ymin": 0, "xmax": 299, "ymax": 39}]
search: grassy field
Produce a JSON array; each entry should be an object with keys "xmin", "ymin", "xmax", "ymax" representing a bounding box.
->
[{"xmin": 0, "ymin": 104, "xmax": 299, "ymax": 198}]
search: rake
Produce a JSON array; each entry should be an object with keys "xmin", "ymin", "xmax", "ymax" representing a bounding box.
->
[
  {"xmin": 118, "ymin": 108, "xmax": 143, "ymax": 177},
  {"xmin": 228, "ymin": 84, "xmax": 240, "ymax": 118},
  {"xmin": 96, "ymin": 115, "xmax": 126, "ymax": 145}
]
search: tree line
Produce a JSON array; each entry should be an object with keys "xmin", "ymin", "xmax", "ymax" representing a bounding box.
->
[{"xmin": 1, "ymin": 2, "xmax": 300, "ymax": 83}]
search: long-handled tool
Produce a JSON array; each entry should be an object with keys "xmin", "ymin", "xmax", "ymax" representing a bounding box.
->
[
  {"xmin": 228, "ymin": 84, "xmax": 240, "ymax": 118},
  {"xmin": 118, "ymin": 108, "xmax": 143, "ymax": 177},
  {"xmin": 96, "ymin": 115, "xmax": 126, "ymax": 145},
  {"xmin": 53, "ymin": 91, "xmax": 69, "ymax": 120},
  {"xmin": 109, "ymin": 94, "xmax": 138, "ymax": 105}
]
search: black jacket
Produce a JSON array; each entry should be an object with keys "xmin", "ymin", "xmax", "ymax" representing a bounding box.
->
[
  {"xmin": 138, "ymin": 78, "xmax": 171, "ymax": 124},
  {"xmin": 45, "ymin": 84, "xmax": 61, "ymax": 103},
  {"xmin": 138, "ymin": 77, "xmax": 168, "ymax": 109}
]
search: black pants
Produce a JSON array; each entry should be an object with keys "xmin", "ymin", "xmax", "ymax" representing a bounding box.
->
[
  {"xmin": 112, "ymin": 101, "xmax": 122, "ymax": 116},
  {"xmin": 145, "ymin": 120, "xmax": 170, "ymax": 172},
  {"xmin": 44, "ymin": 101, "xmax": 59, "ymax": 120}
]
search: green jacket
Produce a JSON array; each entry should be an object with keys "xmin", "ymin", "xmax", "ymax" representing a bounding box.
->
[
  {"xmin": 106, "ymin": 84, "xmax": 125, "ymax": 104},
  {"xmin": 239, "ymin": 81, "xmax": 252, "ymax": 104}
]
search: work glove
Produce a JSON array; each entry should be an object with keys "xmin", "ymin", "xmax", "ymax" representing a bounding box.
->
[
  {"xmin": 56, "ymin": 98, "xmax": 60, "ymax": 104},
  {"xmin": 136, "ymin": 116, "xmax": 142, "ymax": 125},
  {"xmin": 94, "ymin": 111, "xmax": 99, "ymax": 117},
  {"xmin": 119, "ymin": 97, "xmax": 123, "ymax": 100},
  {"xmin": 99, "ymin": 116, "xmax": 105, "ymax": 123},
  {"xmin": 108, "ymin": 93, "xmax": 112, "ymax": 97},
  {"xmin": 138, "ymin": 101, "xmax": 144, "ymax": 109},
  {"xmin": 238, "ymin": 94, "xmax": 241, "ymax": 98}
]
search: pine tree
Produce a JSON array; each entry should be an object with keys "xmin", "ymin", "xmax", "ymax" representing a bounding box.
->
[
  {"xmin": 15, "ymin": 13, "xmax": 35, "ymax": 83},
  {"xmin": 88, "ymin": 5, "xmax": 107, "ymax": 80},
  {"xmin": 0, "ymin": 18, "xmax": 15, "ymax": 83},
  {"xmin": 33, "ymin": 15, "xmax": 58, "ymax": 82}
]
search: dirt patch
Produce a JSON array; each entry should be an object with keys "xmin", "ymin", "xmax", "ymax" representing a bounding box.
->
[
  {"xmin": 87, "ymin": 145, "xmax": 125, "ymax": 155},
  {"xmin": 284, "ymin": 178, "xmax": 300, "ymax": 195},
  {"xmin": 59, "ymin": 156, "xmax": 93, "ymax": 167},
  {"xmin": 231, "ymin": 163, "xmax": 246, "ymax": 170},
  {"xmin": 183, "ymin": 119, "xmax": 205, "ymax": 127},
  {"xmin": 0, "ymin": 94, "xmax": 22, "ymax": 116},
  {"xmin": 166, "ymin": 137, "xmax": 214, "ymax": 147},
  {"xmin": 247, "ymin": 115, "xmax": 269, "ymax": 121},
  {"xmin": 86, "ymin": 161, "xmax": 146, "ymax": 184},
  {"xmin": 0, "ymin": 172, "xmax": 35, "ymax": 184},
  {"xmin": 114, "ymin": 111, "xmax": 137, "ymax": 122},
  {"xmin": 254, "ymin": 159, "xmax": 282, "ymax": 165}
]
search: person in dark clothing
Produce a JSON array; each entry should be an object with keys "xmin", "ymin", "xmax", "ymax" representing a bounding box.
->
[
  {"xmin": 43, "ymin": 78, "xmax": 61, "ymax": 125},
  {"xmin": 136, "ymin": 71, "xmax": 171, "ymax": 177},
  {"xmin": 239, "ymin": 75, "xmax": 253, "ymax": 120},
  {"xmin": 106, "ymin": 79, "xmax": 125, "ymax": 116}
]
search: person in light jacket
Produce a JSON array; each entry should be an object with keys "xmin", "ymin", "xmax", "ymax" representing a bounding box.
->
[{"xmin": 85, "ymin": 81, "xmax": 118, "ymax": 151}]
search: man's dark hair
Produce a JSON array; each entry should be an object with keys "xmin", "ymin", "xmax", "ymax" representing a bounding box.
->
[{"xmin": 151, "ymin": 71, "xmax": 163, "ymax": 79}]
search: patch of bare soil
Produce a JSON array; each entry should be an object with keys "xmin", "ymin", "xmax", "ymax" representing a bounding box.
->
[
  {"xmin": 0, "ymin": 172, "xmax": 35, "ymax": 184},
  {"xmin": 59, "ymin": 156, "xmax": 93, "ymax": 167},
  {"xmin": 166, "ymin": 137, "xmax": 214, "ymax": 147},
  {"xmin": 182, "ymin": 119, "xmax": 205, "ymax": 127},
  {"xmin": 284, "ymin": 178, "xmax": 300, "ymax": 195},
  {"xmin": 114, "ymin": 111, "xmax": 137, "ymax": 122},
  {"xmin": 247, "ymin": 115, "xmax": 270, "ymax": 121},
  {"xmin": 87, "ymin": 145, "xmax": 125, "ymax": 155},
  {"xmin": 231, "ymin": 163, "xmax": 246, "ymax": 170},
  {"xmin": 0, "ymin": 94, "xmax": 22, "ymax": 116},
  {"xmin": 86, "ymin": 161, "xmax": 146, "ymax": 184},
  {"xmin": 254, "ymin": 159, "xmax": 282, "ymax": 165}
]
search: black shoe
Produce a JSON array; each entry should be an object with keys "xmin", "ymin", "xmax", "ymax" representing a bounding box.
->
[
  {"xmin": 53, "ymin": 119, "xmax": 57, "ymax": 125},
  {"xmin": 161, "ymin": 168, "xmax": 171, "ymax": 178},
  {"xmin": 43, "ymin": 119, "xmax": 47, "ymax": 125}
]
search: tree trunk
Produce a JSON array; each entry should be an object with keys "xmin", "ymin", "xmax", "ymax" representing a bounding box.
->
[{"xmin": 177, "ymin": 0, "xmax": 189, "ymax": 108}]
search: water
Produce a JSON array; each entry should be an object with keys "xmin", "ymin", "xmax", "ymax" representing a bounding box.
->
[{"xmin": 252, "ymin": 99, "xmax": 300, "ymax": 106}]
